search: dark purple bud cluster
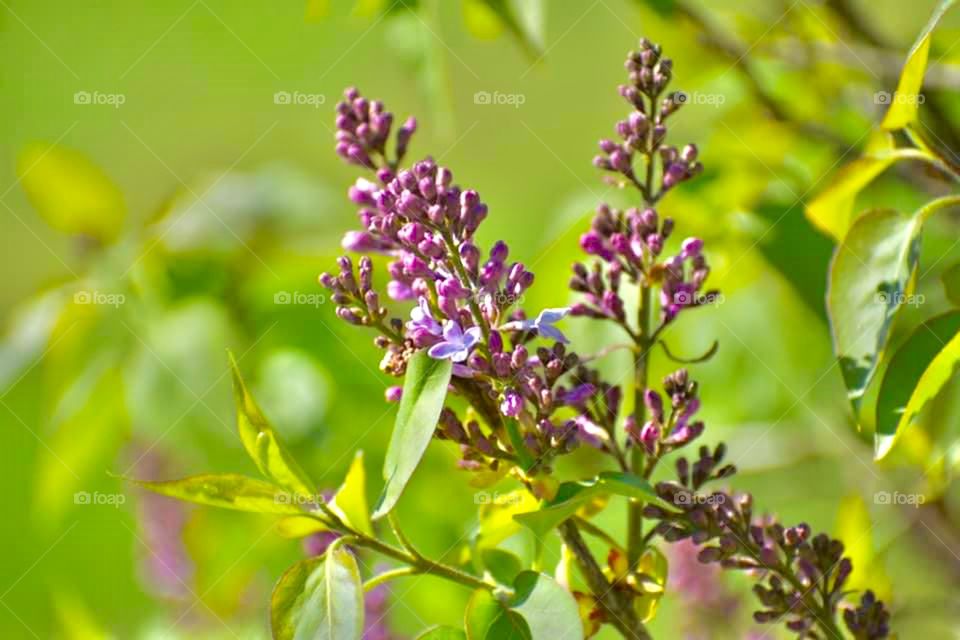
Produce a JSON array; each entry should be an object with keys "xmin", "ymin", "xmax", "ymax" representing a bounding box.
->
[
  {"xmin": 844, "ymin": 591, "xmax": 891, "ymax": 639},
  {"xmin": 593, "ymin": 38, "xmax": 702, "ymax": 196},
  {"xmin": 626, "ymin": 368, "xmax": 705, "ymax": 455},
  {"xmin": 642, "ymin": 427, "xmax": 890, "ymax": 639}
]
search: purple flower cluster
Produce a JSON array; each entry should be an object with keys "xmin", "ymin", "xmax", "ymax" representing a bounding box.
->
[{"xmin": 323, "ymin": 87, "xmax": 629, "ymax": 474}]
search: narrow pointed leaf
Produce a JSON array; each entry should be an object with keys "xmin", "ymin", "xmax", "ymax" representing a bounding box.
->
[
  {"xmin": 373, "ymin": 350, "xmax": 452, "ymax": 519},
  {"xmin": 330, "ymin": 450, "xmax": 373, "ymax": 535},
  {"xmin": 135, "ymin": 474, "xmax": 303, "ymax": 515},
  {"xmin": 271, "ymin": 545, "xmax": 364, "ymax": 640},
  {"xmin": 876, "ymin": 312, "xmax": 960, "ymax": 458},
  {"xmin": 514, "ymin": 472, "xmax": 658, "ymax": 538},
  {"xmin": 229, "ymin": 351, "xmax": 316, "ymax": 498},
  {"xmin": 881, "ymin": 0, "xmax": 958, "ymax": 130},
  {"xmin": 805, "ymin": 148, "xmax": 924, "ymax": 241}
]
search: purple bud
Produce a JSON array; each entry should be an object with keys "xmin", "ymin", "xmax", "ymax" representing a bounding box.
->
[
  {"xmin": 385, "ymin": 386, "xmax": 402, "ymax": 402},
  {"xmin": 499, "ymin": 389, "xmax": 523, "ymax": 418},
  {"xmin": 681, "ymin": 237, "xmax": 703, "ymax": 259},
  {"xmin": 643, "ymin": 389, "xmax": 663, "ymax": 421}
]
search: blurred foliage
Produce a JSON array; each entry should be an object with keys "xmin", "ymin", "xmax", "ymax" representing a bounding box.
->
[{"xmin": 3, "ymin": 0, "xmax": 960, "ymax": 638}]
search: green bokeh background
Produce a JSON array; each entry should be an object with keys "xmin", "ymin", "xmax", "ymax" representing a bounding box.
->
[{"xmin": 4, "ymin": 1, "xmax": 960, "ymax": 638}]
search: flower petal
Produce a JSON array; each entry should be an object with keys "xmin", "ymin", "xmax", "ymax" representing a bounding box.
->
[
  {"xmin": 462, "ymin": 326, "xmax": 482, "ymax": 348},
  {"xmin": 537, "ymin": 307, "xmax": 570, "ymax": 324},
  {"xmin": 428, "ymin": 341, "xmax": 461, "ymax": 360},
  {"xmin": 538, "ymin": 324, "xmax": 569, "ymax": 344},
  {"xmin": 442, "ymin": 320, "xmax": 463, "ymax": 342}
]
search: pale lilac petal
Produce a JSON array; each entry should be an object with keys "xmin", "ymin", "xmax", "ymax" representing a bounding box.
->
[
  {"xmin": 537, "ymin": 308, "xmax": 570, "ymax": 325},
  {"xmin": 442, "ymin": 320, "xmax": 463, "ymax": 342},
  {"xmin": 462, "ymin": 327, "xmax": 482, "ymax": 349},
  {"xmin": 428, "ymin": 342, "xmax": 461, "ymax": 360},
  {"xmin": 538, "ymin": 324, "xmax": 569, "ymax": 344},
  {"xmin": 500, "ymin": 319, "xmax": 535, "ymax": 332}
]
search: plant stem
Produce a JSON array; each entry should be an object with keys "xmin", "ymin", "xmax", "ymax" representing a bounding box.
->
[
  {"xmin": 363, "ymin": 566, "xmax": 418, "ymax": 591},
  {"xmin": 558, "ymin": 521, "xmax": 650, "ymax": 640},
  {"xmin": 627, "ymin": 284, "xmax": 652, "ymax": 568}
]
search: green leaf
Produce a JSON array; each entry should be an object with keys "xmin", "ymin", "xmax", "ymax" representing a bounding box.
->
[
  {"xmin": 881, "ymin": 0, "xmax": 958, "ymax": 130},
  {"xmin": 632, "ymin": 0, "xmax": 675, "ymax": 16},
  {"xmin": 271, "ymin": 545, "xmax": 364, "ymax": 640},
  {"xmin": 229, "ymin": 351, "xmax": 316, "ymax": 499},
  {"xmin": 476, "ymin": 490, "xmax": 540, "ymax": 549},
  {"xmin": 464, "ymin": 589, "xmax": 532, "ymax": 640},
  {"xmin": 17, "ymin": 142, "xmax": 126, "ymax": 242},
  {"xmin": 829, "ymin": 197, "xmax": 960, "ymax": 412},
  {"xmin": 480, "ymin": 548, "xmax": 523, "ymax": 585},
  {"xmin": 476, "ymin": 0, "xmax": 545, "ymax": 58},
  {"xmin": 373, "ymin": 350, "xmax": 452, "ymax": 519},
  {"xmin": 828, "ymin": 209, "xmax": 922, "ymax": 411},
  {"xmin": 330, "ymin": 451, "xmax": 373, "ymax": 536},
  {"xmin": 514, "ymin": 472, "xmax": 658, "ymax": 538},
  {"xmin": 416, "ymin": 626, "xmax": 468, "ymax": 640},
  {"xmin": 942, "ymin": 262, "xmax": 960, "ymax": 306},
  {"xmin": 135, "ymin": 474, "xmax": 304, "ymax": 515},
  {"xmin": 835, "ymin": 495, "xmax": 892, "ymax": 601},
  {"xmin": 275, "ymin": 516, "xmax": 330, "ymax": 538},
  {"xmin": 876, "ymin": 312, "xmax": 960, "ymax": 459},
  {"xmin": 509, "ymin": 572, "xmax": 584, "ymax": 640},
  {"xmin": 805, "ymin": 147, "xmax": 925, "ymax": 241},
  {"xmin": 463, "ymin": 0, "xmax": 505, "ymax": 40}
]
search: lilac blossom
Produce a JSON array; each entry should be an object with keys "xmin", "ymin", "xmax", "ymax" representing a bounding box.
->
[
  {"xmin": 501, "ymin": 307, "xmax": 571, "ymax": 343},
  {"xmin": 427, "ymin": 321, "xmax": 481, "ymax": 362}
]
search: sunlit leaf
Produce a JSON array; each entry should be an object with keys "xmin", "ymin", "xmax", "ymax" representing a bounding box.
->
[
  {"xmin": 509, "ymin": 571, "xmax": 584, "ymax": 640},
  {"xmin": 633, "ymin": 547, "xmax": 668, "ymax": 622},
  {"xmin": 52, "ymin": 590, "xmax": 110, "ymax": 640},
  {"xmin": 464, "ymin": 589, "xmax": 531, "ymax": 640},
  {"xmin": 805, "ymin": 148, "xmax": 925, "ymax": 241},
  {"xmin": 330, "ymin": 450, "xmax": 373, "ymax": 536},
  {"xmin": 881, "ymin": 0, "xmax": 958, "ymax": 130},
  {"xmin": 36, "ymin": 356, "xmax": 128, "ymax": 527},
  {"xmin": 276, "ymin": 516, "xmax": 330, "ymax": 538},
  {"xmin": 828, "ymin": 209, "xmax": 922, "ymax": 412},
  {"xmin": 942, "ymin": 262, "xmax": 960, "ymax": 306},
  {"xmin": 135, "ymin": 474, "xmax": 304, "ymax": 515},
  {"xmin": 230, "ymin": 351, "xmax": 316, "ymax": 499},
  {"xmin": 271, "ymin": 545, "xmax": 364, "ymax": 640},
  {"xmin": 876, "ymin": 312, "xmax": 960, "ymax": 459},
  {"xmin": 463, "ymin": 0, "xmax": 505, "ymax": 40},
  {"xmin": 514, "ymin": 472, "xmax": 658, "ymax": 538},
  {"xmin": 373, "ymin": 350, "xmax": 452, "ymax": 519},
  {"xmin": 631, "ymin": 0, "xmax": 675, "ymax": 16},
  {"xmin": 416, "ymin": 627, "xmax": 468, "ymax": 640},
  {"xmin": 476, "ymin": 490, "xmax": 539, "ymax": 549},
  {"xmin": 829, "ymin": 197, "xmax": 960, "ymax": 413},
  {"xmin": 0, "ymin": 289, "xmax": 67, "ymax": 393},
  {"xmin": 835, "ymin": 495, "xmax": 892, "ymax": 601},
  {"xmin": 17, "ymin": 142, "xmax": 125, "ymax": 242},
  {"xmin": 480, "ymin": 548, "xmax": 523, "ymax": 585},
  {"xmin": 305, "ymin": 0, "xmax": 329, "ymax": 22}
]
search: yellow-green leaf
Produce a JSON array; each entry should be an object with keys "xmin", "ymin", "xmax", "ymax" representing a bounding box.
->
[
  {"xmin": 17, "ymin": 142, "xmax": 125, "ymax": 242},
  {"xmin": 835, "ymin": 495, "xmax": 892, "ymax": 601},
  {"xmin": 881, "ymin": 0, "xmax": 958, "ymax": 130},
  {"xmin": 509, "ymin": 571, "xmax": 583, "ymax": 640},
  {"xmin": 229, "ymin": 351, "xmax": 316, "ymax": 499},
  {"xmin": 135, "ymin": 473, "xmax": 304, "ymax": 515},
  {"xmin": 276, "ymin": 516, "xmax": 330, "ymax": 538},
  {"xmin": 514, "ymin": 472, "xmax": 659, "ymax": 538},
  {"xmin": 805, "ymin": 148, "xmax": 925, "ymax": 241},
  {"xmin": 271, "ymin": 545, "xmax": 364, "ymax": 640},
  {"xmin": 876, "ymin": 314, "xmax": 960, "ymax": 459},
  {"xmin": 463, "ymin": 0, "xmax": 504, "ymax": 39},
  {"xmin": 330, "ymin": 451, "xmax": 373, "ymax": 536}
]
